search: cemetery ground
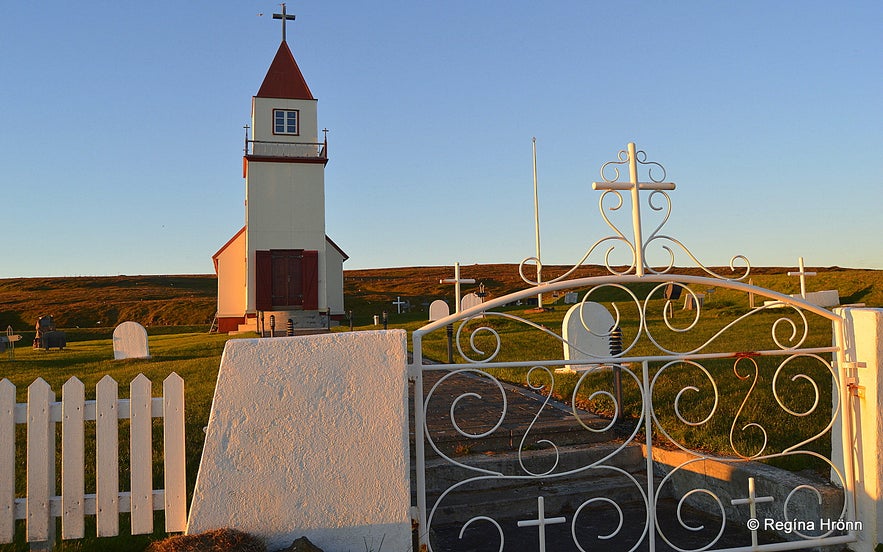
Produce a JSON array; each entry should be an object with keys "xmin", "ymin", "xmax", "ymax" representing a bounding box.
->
[{"xmin": 0, "ymin": 265, "xmax": 882, "ymax": 550}]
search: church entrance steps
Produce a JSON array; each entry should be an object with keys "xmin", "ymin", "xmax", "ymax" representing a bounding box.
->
[{"xmin": 229, "ymin": 310, "xmax": 329, "ymax": 335}]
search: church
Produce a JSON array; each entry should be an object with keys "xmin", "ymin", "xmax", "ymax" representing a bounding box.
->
[{"xmin": 213, "ymin": 9, "xmax": 347, "ymax": 334}]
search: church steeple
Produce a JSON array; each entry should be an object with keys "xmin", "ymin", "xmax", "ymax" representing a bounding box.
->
[{"xmin": 256, "ymin": 41, "xmax": 313, "ymax": 100}]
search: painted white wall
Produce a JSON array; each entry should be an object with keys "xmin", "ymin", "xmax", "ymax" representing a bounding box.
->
[
  {"xmin": 831, "ymin": 308, "xmax": 883, "ymax": 551},
  {"xmin": 252, "ymin": 97, "xmax": 318, "ymax": 143},
  {"xmin": 215, "ymin": 230, "xmax": 247, "ymax": 318},
  {"xmin": 245, "ymin": 161, "xmax": 327, "ymax": 312},
  {"xmin": 325, "ymin": 239, "xmax": 346, "ymax": 315},
  {"xmin": 187, "ymin": 330, "xmax": 411, "ymax": 551}
]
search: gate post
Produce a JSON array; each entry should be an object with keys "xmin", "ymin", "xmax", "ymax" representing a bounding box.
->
[{"xmin": 833, "ymin": 307, "xmax": 883, "ymax": 551}]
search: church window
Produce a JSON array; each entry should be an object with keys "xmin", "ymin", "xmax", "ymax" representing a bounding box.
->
[{"xmin": 274, "ymin": 109, "xmax": 299, "ymax": 135}]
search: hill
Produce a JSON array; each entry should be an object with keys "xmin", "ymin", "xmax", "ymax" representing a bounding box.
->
[{"xmin": 1, "ymin": 265, "xmax": 881, "ymax": 333}]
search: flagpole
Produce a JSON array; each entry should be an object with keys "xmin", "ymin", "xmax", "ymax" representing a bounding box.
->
[{"xmin": 532, "ymin": 137, "xmax": 543, "ymax": 309}]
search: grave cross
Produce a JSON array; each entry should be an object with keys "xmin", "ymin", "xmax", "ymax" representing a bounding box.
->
[
  {"xmin": 517, "ymin": 496, "xmax": 566, "ymax": 552},
  {"xmin": 392, "ymin": 296, "xmax": 407, "ymax": 314},
  {"xmin": 787, "ymin": 256, "xmax": 817, "ymax": 299},
  {"xmin": 439, "ymin": 262, "xmax": 476, "ymax": 314},
  {"xmin": 731, "ymin": 477, "xmax": 774, "ymax": 549},
  {"xmin": 273, "ymin": 3, "xmax": 297, "ymax": 43},
  {"xmin": 592, "ymin": 142, "xmax": 676, "ymax": 277}
]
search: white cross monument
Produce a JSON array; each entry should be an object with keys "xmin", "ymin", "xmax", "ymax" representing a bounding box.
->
[
  {"xmin": 592, "ymin": 142, "xmax": 676, "ymax": 276},
  {"xmin": 392, "ymin": 297, "xmax": 407, "ymax": 314},
  {"xmin": 787, "ymin": 256, "xmax": 817, "ymax": 299},
  {"xmin": 440, "ymin": 262, "xmax": 476, "ymax": 314}
]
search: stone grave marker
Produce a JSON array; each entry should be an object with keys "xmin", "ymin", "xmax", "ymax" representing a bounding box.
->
[
  {"xmin": 460, "ymin": 292, "xmax": 484, "ymax": 318},
  {"xmin": 561, "ymin": 302, "xmax": 615, "ymax": 372},
  {"xmin": 564, "ymin": 292, "xmax": 579, "ymax": 304},
  {"xmin": 429, "ymin": 300, "xmax": 450, "ymax": 321},
  {"xmin": 112, "ymin": 321, "xmax": 151, "ymax": 360}
]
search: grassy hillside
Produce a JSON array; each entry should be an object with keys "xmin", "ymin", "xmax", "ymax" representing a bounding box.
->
[
  {"xmin": 344, "ymin": 264, "xmax": 883, "ymax": 322},
  {"xmin": 1, "ymin": 265, "xmax": 882, "ymax": 334},
  {"xmin": 0, "ymin": 275, "xmax": 217, "ymax": 331}
]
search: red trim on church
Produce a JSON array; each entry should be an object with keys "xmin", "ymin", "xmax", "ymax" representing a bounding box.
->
[{"xmin": 256, "ymin": 41, "xmax": 314, "ymax": 100}]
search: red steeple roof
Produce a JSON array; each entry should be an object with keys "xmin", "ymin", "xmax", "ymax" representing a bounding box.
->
[{"xmin": 256, "ymin": 41, "xmax": 313, "ymax": 100}]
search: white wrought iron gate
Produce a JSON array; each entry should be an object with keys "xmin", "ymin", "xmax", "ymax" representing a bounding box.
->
[{"xmin": 410, "ymin": 144, "xmax": 860, "ymax": 551}]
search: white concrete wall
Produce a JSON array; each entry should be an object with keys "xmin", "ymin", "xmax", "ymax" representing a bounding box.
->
[
  {"xmin": 832, "ymin": 307, "xmax": 883, "ymax": 551},
  {"xmin": 187, "ymin": 330, "xmax": 411, "ymax": 551}
]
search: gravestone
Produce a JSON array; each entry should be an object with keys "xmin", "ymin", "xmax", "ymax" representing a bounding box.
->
[
  {"xmin": 112, "ymin": 321, "xmax": 151, "ymax": 360},
  {"xmin": 429, "ymin": 300, "xmax": 450, "ymax": 321},
  {"xmin": 460, "ymin": 292, "xmax": 483, "ymax": 318},
  {"xmin": 683, "ymin": 293, "xmax": 705, "ymax": 311},
  {"xmin": 561, "ymin": 302, "xmax": 615, "ymax": 372},
  {"xmin": 564, "ymin": 292, "xmax": 579, "ymax": 304}
]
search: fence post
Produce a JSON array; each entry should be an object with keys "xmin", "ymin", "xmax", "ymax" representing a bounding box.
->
[
  {"xmin": 26, "ymin": 379, "xmax": 55, "ymax": 549},
  {"xmin": 163, "ymin": 373, "xmax": 186, "ymax": 532},
  {"xmin": 0, "ymin": 379, "xmax": 15, "ymax": 543},
  {"xmin": 833, "ymin": 307, "xmax": 883, "ymax": 551},
  {"xmin": 61, "ymin": 377, "xmax": 85, "ymax": 539},
  {"xmin": 130, "ymin": 375, "xmax": 153, "ymax": 535},
  {"xmin": 96, "ymin": 376, "xmax": 119, "ymax": 537}
]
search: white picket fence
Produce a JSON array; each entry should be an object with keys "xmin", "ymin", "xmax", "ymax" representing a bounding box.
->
[{"xmin": 0, "ymin": 373, "xmax": 186, "ymax": 544}]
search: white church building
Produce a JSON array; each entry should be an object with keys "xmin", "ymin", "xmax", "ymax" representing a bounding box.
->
[{"xmin": 213, "ymin": 16, "xmax": 346, "ymax": 333}]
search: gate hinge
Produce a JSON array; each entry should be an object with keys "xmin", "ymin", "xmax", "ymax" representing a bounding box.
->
[
  {"xmin": 407, "ymin": 363, "xmax": 421, "ymax": 381},
  {"xmin": 845, "ymin": 376, "xmax": 866, "ymax": 399}
]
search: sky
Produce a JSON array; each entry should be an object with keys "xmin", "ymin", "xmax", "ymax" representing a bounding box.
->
[{"xmin": 2, "ymin": 1, "xmax": 882, "ymax": 278}]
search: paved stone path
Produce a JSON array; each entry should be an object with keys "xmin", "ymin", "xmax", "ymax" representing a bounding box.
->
[{"xmin": 412, "ymin": 368, "xmax": 765, "ymax": 552}]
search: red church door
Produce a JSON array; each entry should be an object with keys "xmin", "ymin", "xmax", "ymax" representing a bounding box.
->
[{"xmin": 255, "ymin": 249, "xmax": 319, "ymax": 311}]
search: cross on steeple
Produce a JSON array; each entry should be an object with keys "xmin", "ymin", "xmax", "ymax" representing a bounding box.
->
[{"xmin": 273, "ymin": 3, "xmax": 296, "ymax": 43}]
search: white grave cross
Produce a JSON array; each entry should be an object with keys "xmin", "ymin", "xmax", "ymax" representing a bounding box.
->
[
  {"xmin": 392, "ymin": 296, "xmax": 407, "ymax": 314},
  {"xmin": 592, "ymin": 142, "xmax": 676, "ymax": 276},
  {"xmin": 439, "ymin": 262, "xmax": 476, "ymax": 314},
  {"xmin": 731, "ymin": 477, "xmax": 774, "ymax": 548},
  {"xmin": 787, "ymin": 256, "xmax": 817, "ymax": 299},
  {"xmin": 517, "ymin": 496, "xmax": 566, "ymax": 552}
]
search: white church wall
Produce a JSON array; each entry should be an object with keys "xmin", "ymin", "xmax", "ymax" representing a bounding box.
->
[
  {"xmin": 245, "ymin": 162, "xmax": 328, "ymax": 313},
  {"xmin": 326, "ymin": 240, "xmax": 346, "ymax": 315},
  {"xmin": 251, "ymin": 97, "xmax": 318, "ymax": 143},
  {"xmin": 215, "ymin": 229, "xmax": 247, "ymax": 318}
]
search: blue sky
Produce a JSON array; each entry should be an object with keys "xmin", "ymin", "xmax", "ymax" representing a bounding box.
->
[{"xmin": 2, "ymin": 1, "xmax": 881, "ymax": 278}]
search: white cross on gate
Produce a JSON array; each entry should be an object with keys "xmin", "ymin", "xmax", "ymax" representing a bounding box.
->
[
  {"xmin": 439, "ymin": 262, "xmax": 476, "ymax": 314},
  {"xmin": 517, "ymin": 496, "xmax": 566, "ymax": 552},
  {"xmin": 392, "ymin": 296, "xmax": 407, "ymax": 314},
  {"xmin": 592, "ymin": 142, "xmax": 676, "ymax": 276},
  {"xmin": 787, "ymin": 256, "xmax": 817, "ymax": 299},
  {"xmin": 731, "ymin": 477, "xmax": 774, "ymax": 548}
]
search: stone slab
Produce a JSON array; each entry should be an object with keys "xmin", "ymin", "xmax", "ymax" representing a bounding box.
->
[{"xmin": 187, "ymin": 330, "xmax": 411, "ymax": 551}]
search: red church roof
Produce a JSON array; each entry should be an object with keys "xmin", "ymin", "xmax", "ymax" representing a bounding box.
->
[{"xmin": 256, "ymin": 41, "xmax": 314, "ymax": 100}]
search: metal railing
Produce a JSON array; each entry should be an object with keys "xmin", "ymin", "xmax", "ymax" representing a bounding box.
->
[{"xmin": 245, "ymin": 139, "xmax": 327, "ymax": 160}]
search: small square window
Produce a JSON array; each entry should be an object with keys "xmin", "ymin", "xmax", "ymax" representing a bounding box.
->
[{"xmin": 273, "ymin": 109, "xmax": 299, "ymax": 135}]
